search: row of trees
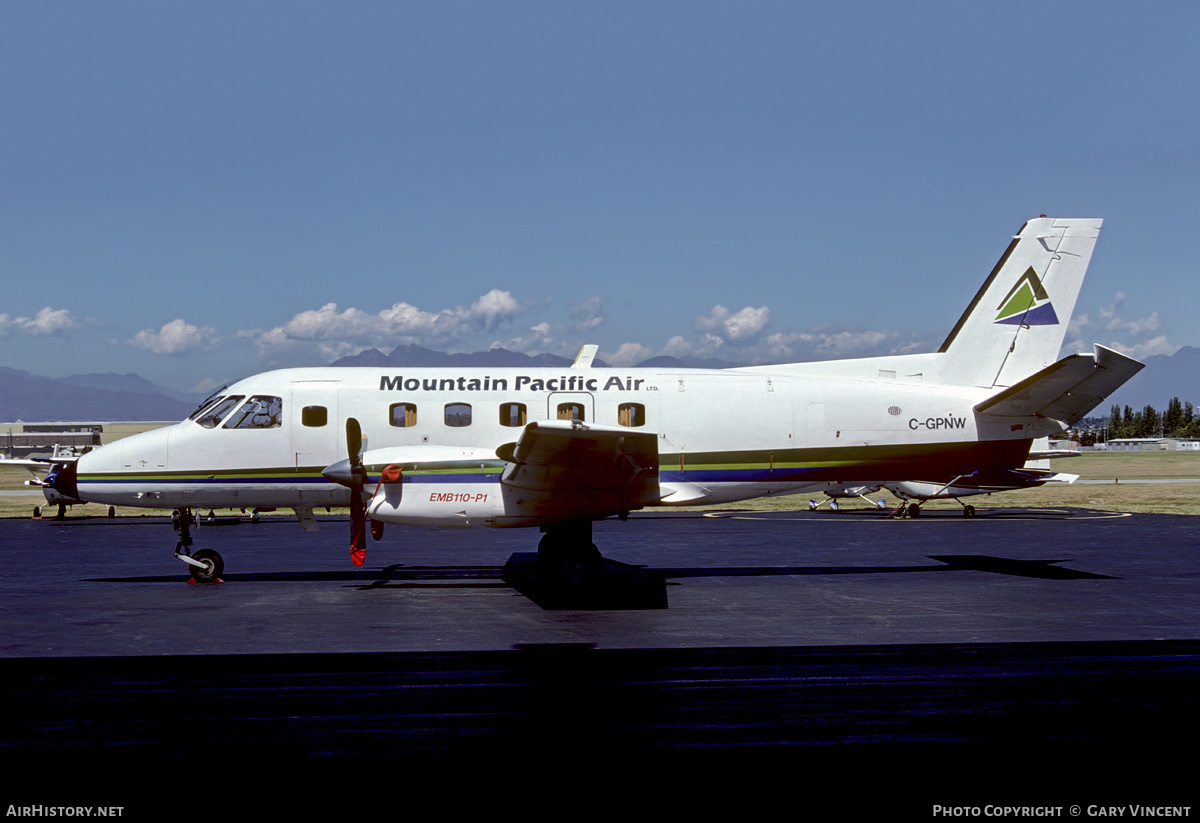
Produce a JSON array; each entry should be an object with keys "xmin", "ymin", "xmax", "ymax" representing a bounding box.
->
[{"xmin": 1076, "ymin": 398, "xmax": 1200, "ymax": 445}]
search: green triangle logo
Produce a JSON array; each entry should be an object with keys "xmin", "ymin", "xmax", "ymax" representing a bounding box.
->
[{"xmin": 996, "ymin": 267, "xmax": 1050, "ymax": 322}]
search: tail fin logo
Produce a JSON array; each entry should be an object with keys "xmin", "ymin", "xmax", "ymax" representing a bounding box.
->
[{"xmin": 994, "ymin": 267, "xmax": 1059, "ymax": 326}]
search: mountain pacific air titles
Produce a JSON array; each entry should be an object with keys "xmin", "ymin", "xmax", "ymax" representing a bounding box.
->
[
  {"xmin": 379, "ymin": 374, "xmax": 646, "ymax": 393},
  {"xmin": 52, "ymin": 217, "xmax": 1143, "ymax": 583}
]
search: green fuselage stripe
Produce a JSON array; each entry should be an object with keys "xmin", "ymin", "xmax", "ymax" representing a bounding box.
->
[{"xmin": 80, "ymin": 440, "xmax": 1029, "ymax": 486}]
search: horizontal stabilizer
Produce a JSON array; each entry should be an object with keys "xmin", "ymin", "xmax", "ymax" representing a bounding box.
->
[
  {"xmin": 974, "ymin": 345, "xmax": 1144, "ymax": 426},
  {"xmin": 500, "ymin": 421, "xmax": 660, "ymax": 519},
  {"xmin": 1027, "ymin": 449, "xmax": 1080, "ymax": 460}
]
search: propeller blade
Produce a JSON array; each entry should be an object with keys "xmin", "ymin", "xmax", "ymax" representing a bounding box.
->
[
  {"xmin": 350, "ymin": 489, "xmax": 367, "ymax": 566},
  {"xmin": 346, "ymin": 418, "xmax": 368, "ymax": 566},
  {"xmin": 346, "ymin": 417, "xmax": 363, "ymax": 467}
]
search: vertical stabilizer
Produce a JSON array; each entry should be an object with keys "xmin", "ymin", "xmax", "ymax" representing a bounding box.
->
[{"xmin": 938, "ymin": 217, "xmax": 1102, "ymax": 389}]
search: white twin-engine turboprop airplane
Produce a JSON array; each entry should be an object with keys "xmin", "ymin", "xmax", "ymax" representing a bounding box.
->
[{"xmin": 58, "ymin": 217, "xmax": 1142, "ymax": 583}]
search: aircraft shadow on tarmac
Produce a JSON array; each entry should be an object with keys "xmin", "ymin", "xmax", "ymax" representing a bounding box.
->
[{"xmin": 85, "ymin": 552, "xmax": 1117, "ymax": 611}]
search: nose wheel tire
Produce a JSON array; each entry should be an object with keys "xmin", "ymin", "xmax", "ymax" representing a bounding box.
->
[{"xmin": 188, "ymin": 549, "xmax": 224, "ymax": 583}]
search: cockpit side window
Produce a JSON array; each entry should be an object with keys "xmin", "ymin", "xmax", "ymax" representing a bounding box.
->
[
  {"xmin": 223, "ymin": 395, "xmax": 283, "ymax": 429},
  {"xmin": 194, "ymin": 396, "xmax": 244, "ymax": 429}
]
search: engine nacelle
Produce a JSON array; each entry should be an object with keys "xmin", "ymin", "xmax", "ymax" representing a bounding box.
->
[
  {"xmin": 368, "ymin": 480, "xmax": 503, "ymax": 527},
  {"xmin": 353, "ymin": 445, "xmax": 506, "ymax": 528}
]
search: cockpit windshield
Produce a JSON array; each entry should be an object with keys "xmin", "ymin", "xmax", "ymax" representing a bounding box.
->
[
  {"xmin": 194, "ymin": 396, "xmax": 244, "ymax": 429},
  {"xmin": 189, "ymin": 396, "xmax": 224, "ymax": 422},
  {"xmin": 223, "ymin": 396, "xmax": 283, "ymax": 429}
]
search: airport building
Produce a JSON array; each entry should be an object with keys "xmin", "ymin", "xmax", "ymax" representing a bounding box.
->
[
  {"xmin": 1100, "ymin": 437, "xmax": 1200, "ymax": 452},
  {"xmin": 0, "ymin": 421, "xmax": 173, "ymax": 459}
]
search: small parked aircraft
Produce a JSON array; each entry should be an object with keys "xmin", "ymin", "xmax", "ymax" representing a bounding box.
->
[
  {"xmin": 54, "ymin": 217, "xmax": 1143, "ymax": 582},
  {"xmin": 0, "ymin": 445, "xmax": 99, "ymax": 517},
  {"xmin": 808, "ymin": 439, "xmax": 1081, "ymax": 516}
]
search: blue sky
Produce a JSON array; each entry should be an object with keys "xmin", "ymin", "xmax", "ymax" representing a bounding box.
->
[{"xmin": 2, "ymin": 1, "xmax": 1196, "ymax": 393}]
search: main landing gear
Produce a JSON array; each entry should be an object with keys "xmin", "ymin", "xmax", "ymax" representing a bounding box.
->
[
  {"xmin": 537, "ymin": 520, "xmax": 604, "ymax": 584},
  {"xmin": 890, "ymin": 501, "xmax": 976, "ymax": 518},
  {"xmin": 172, "ymin": 507, "xmax": 225, "ymax": 583},
  {"xmin": 808, "ymin": 496, "xmax": 888, "ymax": 512},
  {"xmin": 890, "ymin": 501, "xmax": 922, "ymax": 518}
]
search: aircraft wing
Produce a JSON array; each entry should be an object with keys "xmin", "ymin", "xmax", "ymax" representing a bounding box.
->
[
  {"xmin": 0, "ymin": 455, "xmax": 75, "ymax": 481},
  {"xmin": 498, "ymin": 421, "xmax": 661, "ymax": 520},
  {"xmin": 0, "ymin": 445, "xmax": 83, "ymax": 468},
  {"xmin": 0, "ymin": 457, "xmax": 49, "ymax": 468},
  {"xmin": 975, "ymin": 344, "xmax": 1144, "ymax": 426}
]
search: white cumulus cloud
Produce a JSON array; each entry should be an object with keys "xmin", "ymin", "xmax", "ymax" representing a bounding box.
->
[
  {"xmin": 0, "ymin": 306, "xmax": 87, "ymax": 338},
  {"xmin": 694, "ymin": 304, "xmax": 770, "ymax": 344},
  {"xmin": 127, "ymin": 319, "xmax": 219, "ymax": 356},
  {"xmin": 248, "ymin": 289, "xmax": 534, "ymax": 366},
  {"xmin": 1066, "ymin": 292, "xmax": 1179, "ymax": 360},
  {"xmin": 569, "ymin": 297, "xmax": 607, "ymax": 332},
  {"xmin": 604, "ymin": 342, "xmax": 652, "ymax": 367}
]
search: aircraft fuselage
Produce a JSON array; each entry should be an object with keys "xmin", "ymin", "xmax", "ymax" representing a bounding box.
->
[{"xmin": 72, "ymin": 363, "xmax": 1041, "ymax": 524}]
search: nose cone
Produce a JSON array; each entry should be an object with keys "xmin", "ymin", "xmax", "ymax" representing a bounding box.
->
[
  {"xmin": 322, "ymin": 458, "xmax": 353, "ymax": 487},
  {"xmin": 71, "ymin": 442, "xmax": 122, "ymax": 504},
  {"xmin": 71, "ymin": 428, "xmax": 171, "ymax": 506}
]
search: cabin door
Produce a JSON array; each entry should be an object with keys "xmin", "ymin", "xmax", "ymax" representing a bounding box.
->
[{"xmin": 290, "ymin": 380, "xmax": 340, "ymax": 472}]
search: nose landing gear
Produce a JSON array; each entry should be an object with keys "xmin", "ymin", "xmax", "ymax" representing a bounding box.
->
[{"xmin": 173, "ymin": 507, "xmax": 225, "ymax": 583}]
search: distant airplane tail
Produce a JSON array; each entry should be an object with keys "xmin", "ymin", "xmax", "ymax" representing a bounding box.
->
[{"xmin": 938, "ymin": 217, "xmax": 1102, "ymax": 389}]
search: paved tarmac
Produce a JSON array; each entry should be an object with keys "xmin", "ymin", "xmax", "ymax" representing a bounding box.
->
[
  {"xmin": 2, "ymin": 506, "xmax": 1197, "ymax": 655},
  {"xmin": 1, "ymin": 506, "xmax": 1197, "ymax": 812}
]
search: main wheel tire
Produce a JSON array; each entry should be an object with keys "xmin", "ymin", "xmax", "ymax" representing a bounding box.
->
[
  {"xmin": 561, "ymin": 543, "xmax": 603, "ymax": 584},
  {"xmin": 538, "ymin": 535, "xmax": 602, "ymax": 584}
]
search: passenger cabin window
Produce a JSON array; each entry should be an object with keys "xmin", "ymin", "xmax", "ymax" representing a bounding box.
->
[
  {"xmin": 499, "ymin": 403, "xmax": 526, "ymax": 427},
  {"xmin": 302, "ymin": 406, "xmax": 328, "ymax": 427},
  {"xmin": 390, "ymin": 403, "xmax": 417, "ymax": 428},
  {"xmin": 223, "ymin": 395, "xmax": 283, "ymax": 429},
  {"xmin": 195, "ymin": 396, "xmax": 243, "ymax": 429},
  {"xmin": 557, "ymin": 402, "xmax": 585, "ymax": 422},
  {"xmin": 618, "ymin": 402, "xmax": 646, "ymax": 427},
  {"xmin": 445, "ymin": 403, "xmax": 472, "ymax": 428}
]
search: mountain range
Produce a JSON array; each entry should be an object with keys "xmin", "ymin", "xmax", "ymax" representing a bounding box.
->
[
  {"xmin": 329, "ymin": 343, "xmax": 743, "ymax": 372},
  {"xmin": 1099, "ymin": 345, "xmax": 1200, "ymax": 412},
  {"xmin": 0, "ymin": 368, "xmax": 203, "ymax": 422},
  {"xmin": 1, "ymin": 344, "xmax": 1195, "ymax": 423}
]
